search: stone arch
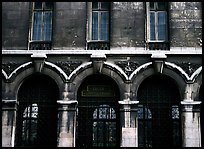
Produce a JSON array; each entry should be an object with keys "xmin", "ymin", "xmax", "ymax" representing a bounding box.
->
[
  {"xmin": 131, "ymin": 62, "xmax": 186, "ymax": 101},
  {"xmin": 137, "ymin": 74, "xmax": 182, "ymax": 147},
  {"xmin": 76, "ymin": 74, "xmax": 120, "ymax": 147},
  {"xmin": 10, "ymin": 64, "xmax": 65, "ymax": 101},
  {"xmin": 69, "ymin": 62, "xmax": 128, "ymax": 101},
  {"xmin": 15, "ymin": 73, "xmax": 59, "ymax": 147}
]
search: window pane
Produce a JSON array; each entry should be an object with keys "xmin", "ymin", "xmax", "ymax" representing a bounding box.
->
[
  {"xmin": 92, "ymin": 2, "xmax": 99, "ymax": 9},
  {"xmin": 158, "ymin": 2, "xmax": 166, "ymax": 10},
  {"xmin": 150, "ymin": 12, "xmax": 155, "ymax": 40},
  {"xmin": 101, "ymin": 2, "xmax": 109, "ymax": 10},
  {"xmin": 100, "ymin": 12, "xmax": 109, "ymax": 41},
  {"xmin": 43, "ymin": 12, "xmax": 52, "ymax": 41},
  {"xmin": 158, "ymin": 12, "xmax": 167, "ymax": 40},
  {"xmin": 45, "ymin": 2, "xmax": 53, "ymax": 9},
  {"xmin": 32, "ymin": 12, "xmax": 42, "ymax": 40},
  {"xmin": 92, "ymin": 12, "xmax": 98, "ymax": 40},
  {"xmin": 34, "ymin": 2, "xmax": 42, "ymax": 9},
  {"xmin": 150, "ymin": 2, "xmax": 155, "ymax": 10}
]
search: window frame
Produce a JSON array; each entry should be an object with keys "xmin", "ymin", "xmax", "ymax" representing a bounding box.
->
[
  {"xmin": 146, "ymin": 2, "xmax": 169, "ymax": 43},
  {"xmin": 87, "ymin": 2, "xmax": 110, "ymax": 42},
  {"xmin": 30, "ymin": 2, "xmax": 53, "ymax": 42}
]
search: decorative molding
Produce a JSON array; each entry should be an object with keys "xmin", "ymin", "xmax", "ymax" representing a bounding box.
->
[
  {"xmin": 175, "ymin": 62, "xmax": 201, "ymax": 77},
  {"xmin": 2, "ymin": 62, "xmax": 24, "ymax": 77},
  {"xmin": 115, "ymin": 61, "xmax": 140, "ymax": 76},
  {"xmin": 54, "ymin": 61, "xmax": 82, "ymax": 76}
]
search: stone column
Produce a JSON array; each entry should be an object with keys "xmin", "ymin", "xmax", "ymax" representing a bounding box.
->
[
  {"xmin": 2, "ymin": 100, "xmax": 17, "ymax": 147},
  {"xmin": 181, "ymin": 100, "xmax": 202, "ymax": 147},
  {"xmin": 118, "ymin": 99, "xmax": 139, "ymax": 147},
  {"xmin": 57, "ymin": 100, "xmax": 78, "ymax": 147}
]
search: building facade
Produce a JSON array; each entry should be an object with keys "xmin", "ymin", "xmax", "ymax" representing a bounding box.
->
[{"xmin": 2, "ymin": 2, "xmax": 202, "ymax": 147}]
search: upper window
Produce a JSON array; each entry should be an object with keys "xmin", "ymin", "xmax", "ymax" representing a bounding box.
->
[
  {"xmin": 87, "ymin": 2, "xmax": 110, "ymax": 50},
  {"xmin": 146, "ymin": 2, "xmax": 169, "ymax": 50},
  {"xmin": 29, "ymin": 2, "xmax": 53, "ymax": 50}
]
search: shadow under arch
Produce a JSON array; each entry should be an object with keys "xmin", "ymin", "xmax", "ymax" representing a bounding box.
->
[
  {"xmin": 76, "ymin": 74, "xmax": 120, "ymax": 148},
  {"xmin": 15, "ymin": 73, "xmax": 59, "ymax": 147},
  {"xmin": 137, "ymin": 74, "xmax": 181, "ymax": 147}
]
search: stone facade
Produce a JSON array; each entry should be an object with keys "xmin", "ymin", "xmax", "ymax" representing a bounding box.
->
[{"xmin": 2, "ymin": 2, "xmax": 202, "ymax": 147}]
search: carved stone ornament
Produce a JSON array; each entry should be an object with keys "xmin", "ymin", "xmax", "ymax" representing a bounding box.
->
[
  {"xmin": 115, "ymin": 61, "xmax": 140, "ymax": 76},
  {"xmin": 2, "ymin": 62, "xmax": 23, "ymax": 76},
  {"xmin": 175, "ymin": 62, "xmax": 201, "ymax": 77},
  {"xmin": 54, "ymin": 61, "xmax": 82, "ymax": 76}
]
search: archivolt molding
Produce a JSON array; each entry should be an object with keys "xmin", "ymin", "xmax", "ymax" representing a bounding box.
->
[
  {"xmin": 165, "ymin": 62, "xmax": 202, "ymax": 82},
  {"xmin": 44, "ymin": 61, "xmax": 69, "ymax": 81},
  {"xmin": 68, "ymin": 62, "xmax": 92, "ymax": 80},
  {"xmin": 103, "ymin": 61, "xmax": 129, "ymax": 81},
  {"xmin": 2, "ymin": 62, "xmax": 32, "ymax": 81},
  {"xmin": 129, "ymin": 62, "xmax": 153, "ymax": 81}
]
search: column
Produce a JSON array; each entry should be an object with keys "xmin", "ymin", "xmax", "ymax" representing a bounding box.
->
[
  {"xmin": 181, "ymin": 100, "xmax": 202, "ymax": 147},
  {"xmin": 118, "ymin": 99, "xmax": 139, "ymax": 147},
  {"xmin": 57, "ymin": 100, "xmax": 78, "ymax": 147},
  {"xmin": 2, "ymin": 100, "xmax": 17, "ymax": 147}
]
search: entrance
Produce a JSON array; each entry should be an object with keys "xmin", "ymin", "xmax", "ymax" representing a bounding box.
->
[
  {"xmin": 15, "ymin": 74, "xmax": 59, "ymax": 147},
  {"xmin": 77, "ymin": 74, "xmax": 120, "ymax": 147},
  {"xmin": 137, "ymin": 75, "xmax": 181, "ymax": 147}
]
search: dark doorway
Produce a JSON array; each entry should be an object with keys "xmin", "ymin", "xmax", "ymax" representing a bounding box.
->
[
  {"xmin": 137, "ymin": 75, "xmax": 181, "ymax": 147},
  {"xmin": 15, "ymin": 74, "xmax": 59, "ymax": 147},
  {"xmin": 77, "ymin": 74, "xmax": 120, "ymax": 147}
]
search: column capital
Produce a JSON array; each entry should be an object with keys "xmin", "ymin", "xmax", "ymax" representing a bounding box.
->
[
  {"xmin": 2, "ymin": 100, "xmax": 18, "ymax": 111},
  {"xmin": 57, "ymin": 100, "xmax": 78, "ymax": 111},
  {"xmin": 118, "ymin": 100, "xmax": 139, "ymax": 105},
  {"xmin": 181, "ymin": 100, "xmax": 202, "ymax": 112}
]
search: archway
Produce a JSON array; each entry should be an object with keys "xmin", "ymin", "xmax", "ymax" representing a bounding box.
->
[
  {"xmin": 76, "ymin": 74, "xmax": 120, "ymax": 147},
  {"xmin": 137, "ymin": 74, "xmax": 181, "ymax": 147},
  {"xmin": 15, "ymin": 74, "xmax": 59, "ymax": 147}
]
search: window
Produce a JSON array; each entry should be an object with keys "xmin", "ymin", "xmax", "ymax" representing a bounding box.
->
[
  {"xmin": 146, "ymin": 2, "xmax": 169, "ymax": 50},
  {"xmin": 87, "ymin": 2, "xmax": 110, "ymax": 50},
  {"xmin": 29, "ymin": 2, "xmax": 53, "ymax": 50}
]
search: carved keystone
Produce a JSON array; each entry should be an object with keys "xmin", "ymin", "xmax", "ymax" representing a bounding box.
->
[
  {"xmin": 90, "ymin": 53, "xmax": 106, "ymax": 73},
  {"xmin": 31, "ymin": 53, "xmax": 47, "ymax": 73}
]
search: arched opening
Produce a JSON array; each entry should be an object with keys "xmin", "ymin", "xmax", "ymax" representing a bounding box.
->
[
  {"xmin": 137, "ymin": 74, "xmax": 181, "ymax": 147},
  {"xmin": 76, "ymin": 74, "xmax": 120, "ymax": 147},
  {"xmin": 15, "ymin": 74, "xmax": 59, "ymax": 147},
  {"xmin": 200, "ymin": 84, "xmax": 203, "ymax": 147}
]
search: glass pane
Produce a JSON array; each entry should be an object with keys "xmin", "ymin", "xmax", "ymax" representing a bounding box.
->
[
  {"xmin": 150, "ymin": 12, "xmax": 155, "ymax": 40},
  {"xmin": 92, "ymin": 12, "xmax": 98, "ymax": 40},
  {"xmin": 22, "ymin": 104, "xmax": 38, "ymax": 145},
  {"xmin": 32, "ymin": 12, "xmax": 43, "ymax": 40},
  {"xmin": 45, "ymin": 2, "xmax": 53, "ymax": 9},
  {"xmin": 150, "ymin": 2, "xmax": 155, "ymax": 10},
  {"xmin": 100, "ymin": 12, "xmax": 109, "ymax": 41},
  {"xmin": 92, "ymin": 2, "xmax": 99, "ymax": 9},
  {"xmin": 158, "ymin": 12, "xmax": 167, "ymax": 40},
  {"xmin": 106, "ymin": 122, "xmax": 116, "ymax": 147},
  {"xmin": 101, "ymin": 2, "xmax": 109, "ymax": 10},
  {"xmin": 158, "ymin": 2, "xmax": 166, "ymax": 10},
  {"xmin": 34, "ymin": 2, "xmax": 42, "ymax": 9},
  {"xmin": 43, "ymin": 12, "xmax": 52, "ymax": 41}
]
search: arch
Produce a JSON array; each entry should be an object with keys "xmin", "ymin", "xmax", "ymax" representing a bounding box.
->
[
  {"xmin": 10, "ymin": 64, "xmax": 65, "ymax": 101},
  {"xmin": 131, "ymin": 64, "xmax": 186, "ymax": 101},
  {"xmin": 2, "ymin": 62, "xmax": 32, "ymax": 82},
  {"xmin": 70, "ymin": 62, "xmax": 127, "ymax": 101},
  {"xmin": 165, "ymin": 62, "xmax": 202, "ymax": 82},
  {"xmin": 76, "ymin": 74, "xmax": 120, "ymax": 147},
  {"xmin": 15, "ymin": 74, "xmax": 59, "ymax": 147},
  {"xmin": 137, "ymin": 74, "xmax": 181, "ymax": 147}
]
